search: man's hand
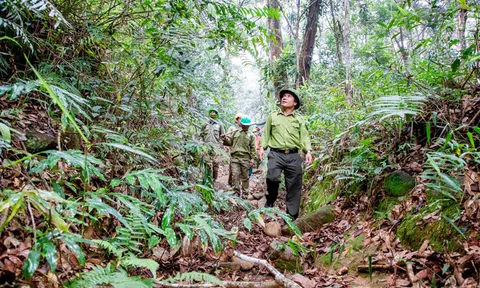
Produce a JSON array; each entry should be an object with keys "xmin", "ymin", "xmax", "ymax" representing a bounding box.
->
[
  {"xmin": 305, "ymin": 151, "xmax": 313, "ymax": 166},
  {"xmin": 249, "ymin": 159, "xmax": 254, "ymax": 167},
  {"xmin": 258, "ymin": 147, "xmax": 265, "ymax": 161}
]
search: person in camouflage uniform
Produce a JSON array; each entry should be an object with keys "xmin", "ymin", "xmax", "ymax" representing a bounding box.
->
[
  {"xmin": 227, "ymin": 113, "xmax": 245, "ymax": 186},
  {"xmin": 200, "ymin": 108, "xmax": 225, "ymax": 181},
  {"xmin": 221, "ymin": 116, "xmax": 256, "ymax": 198}
]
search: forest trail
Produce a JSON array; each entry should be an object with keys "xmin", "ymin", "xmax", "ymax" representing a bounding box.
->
[{"xmin": 209, "ymin": 161, "xmax": 381, "ymax": 287}]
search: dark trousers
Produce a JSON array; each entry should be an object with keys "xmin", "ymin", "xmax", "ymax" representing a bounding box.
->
[{"xmin": 266, "ymin": 151, "xmax": 303, "ymax": 219}]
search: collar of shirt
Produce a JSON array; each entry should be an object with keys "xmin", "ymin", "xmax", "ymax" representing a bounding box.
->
[{"xmin": 276, "ymin": 111, "xmax": 296, "ymax": 117}]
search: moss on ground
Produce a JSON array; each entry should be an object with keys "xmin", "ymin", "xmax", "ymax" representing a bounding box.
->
[
  {"xmin": 384, "ymin": 171, "xmax": 415, "ymax": 197},
  {"xmin": 316, "ymin": 234, "xmax": 375, "ymax": 274},
  {"xmin": 375, "ymin": 196, "xmax": 402, "ymax": 219},
  {"xmin": 396, "ymin": 199, "xmax": 464, "ymax": 252}
]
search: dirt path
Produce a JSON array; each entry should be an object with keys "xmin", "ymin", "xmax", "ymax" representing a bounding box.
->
[{"xmin": 211, "ymin": 163, "xmax": 388, "ymax": 287}]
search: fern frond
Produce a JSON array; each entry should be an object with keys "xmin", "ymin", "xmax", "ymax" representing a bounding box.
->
[
  {"xmin": 371, "ymin": 94, "xmax": 427, "ymax": 121},
  {"xmin": 121, "ymin": 254, "xmax": 159, "ymax": 277},
  {"xmin": 67, "ymin": 264, "xmax": 154, "ymax": 288},
  {"xmin": 90, "ymin": 239, "xmax": 123, "ymax": 257}
]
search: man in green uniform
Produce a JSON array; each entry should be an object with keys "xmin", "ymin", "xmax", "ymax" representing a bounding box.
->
[
  {"xmin": 200, "ymin": 108, "xmax": 225, "ymax": 181},
  {"xmin": 258, "ymin": 88, "xmax": 312, "ymax": 219},
  {"xmin": 227, "ymin": 113, "xmax": 245, "ymax": 186},
  {"xmin": 221, "ymin": 116, "xmax": 256, "ymax": 198}
]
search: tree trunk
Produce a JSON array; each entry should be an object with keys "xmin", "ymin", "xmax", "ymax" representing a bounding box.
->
[
  {"xmin": 343, "ymin": 0, "xmax": 352, "ymax": 102},
  {"xmin": 329, "ymin": 0, "xmax": 342, "ymax": 64},
  {"xmin": 296, "ymin": 0, "xmax": 322, "ymax": 87},
  {"xmin": 268, "ymin": 0, "xmax": 287, "ymax": 94},
  {"xmin": 294, "ymin": 0, "xmax": 302, "ymax": 87},
  {"xmin": 457, "ymin": 7, "xmax": 468, "ymax": 51}
]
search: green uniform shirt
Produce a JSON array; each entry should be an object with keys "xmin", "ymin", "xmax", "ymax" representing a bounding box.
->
[
  {"xmin": 223, "ymin": 130, "xmax": 256, "ymax": 160},
  {"xmin": 201, "ymin": 119, "xmax": 225, "ymax": 145},
  {"xmin": 260, "ymin": 111, "xmax": 312, "ymax": 153}
]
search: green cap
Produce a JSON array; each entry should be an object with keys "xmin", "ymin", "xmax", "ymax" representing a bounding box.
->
[
  {"xmin": 279, "ymin": 88, "xmax": 301, "ymax": 109},
  {"xmin": 208, "ymin": 108, "xmax": 219, "ymax": 114},
  {"xmin": 239, "ymin": 116, "xmax": 253, "ymax": 126}
]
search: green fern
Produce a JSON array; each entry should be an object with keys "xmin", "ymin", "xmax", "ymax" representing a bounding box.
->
[
  {"xmin": 371, "ymin": 94, "xmax": 427, "ymax": 121},
  {"xmin": 121, "ymin": 254, "xmax": 159, "ymax": 277},
  {"xmin": 66, "ymin": 264, "xmax": 154, "ymax": 288}
]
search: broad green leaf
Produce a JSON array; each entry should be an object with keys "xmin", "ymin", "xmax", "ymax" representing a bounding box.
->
[
  {"xmin": 467, "ymin": 132, "xmax": 475, "ymax": 148},
  {"xmin": 110, "ymin": 179, "xmax": 122, "ymax": 188},
  {"xmin": 102, "ymin": 143, "xmax": 157, "ymax": 163},
  {"xmin": 148, "ymin": 235, "xmax": 160, "ymax": 249},
  {"xmin": 145, "ymin": 174, "xmax": 166, "ymax": 205},
  {"xmin": 243, "ymin": 218, "xmax": 252, "ymax": 231},
  {"xmin": 137, "ymin": 174, "xmax": 150, "ymax": 190},
  {"xmin": 41, "ymin": 239, "xmax": 57, "ymax": 272},
  {"xmin": 162, "ymin": 206, "xmax": 175, "ymax": 230},
  {"xmin": 164, "ymin": 227, "xmax": 177, "ymax": 247},
  {"xmin": 0, "ymin": 123, "xmax": 11, "ymax": 142},
  {"xmin": 29, "ymin": 198, "xmax": 70, "ymax": 232},
  {"xmin": 22, "ymin": 250, "xmax": 41, "ymax": 279},
  {"xmin": 62, "ymin": 235, "xmax": 86, "ymax": 266},
  {"xmin": 444, "ymin": 130, "xmax": 453, "ymax": 149},
  {"xmin": 451, "ymin": 59, "xmax": 461, "ymax": 73},
  {"xmin": 177, "ymin": 223, "xmax": 194, "ymax": 240},
  {"xmin": 86, "ymin": 198, "xmax": 131, "ymax": 230},
  {"xmin": 474, "ymin": 126, "xmax": 480, "ymax": 135},
  {"xmin": 0, "ymin": 193, "xmax": 23, "ymax": 212}
]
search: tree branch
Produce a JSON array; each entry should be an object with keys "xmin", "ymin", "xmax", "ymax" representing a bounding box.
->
[{"xmin": 233, "ymin": 251, "xmax": 302, "ymax": 288}]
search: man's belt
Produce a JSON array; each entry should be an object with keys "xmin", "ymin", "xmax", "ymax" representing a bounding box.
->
[{"xmin": 270, "ymin": 147, "xmax": 299, "ymax": 154}]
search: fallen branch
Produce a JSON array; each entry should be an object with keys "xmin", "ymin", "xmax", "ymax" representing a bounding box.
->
[
  {"xmin": 233, "ymin": 251, "xmax": 302, "ymax": 288},
  {"xmin": 155, "ymin": 280, "xmax": 280, "ymax": 288}
]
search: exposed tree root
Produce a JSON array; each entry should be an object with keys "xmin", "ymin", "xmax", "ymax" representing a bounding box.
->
[
  {"xmin": 155, "ymin": 251, "xmax": 303, "ymax": 288},
  {"xmin": 233, "ymin": 251, "xmax": 302, "ymax": 288}
]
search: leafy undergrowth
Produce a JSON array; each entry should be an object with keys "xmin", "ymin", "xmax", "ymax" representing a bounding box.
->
[{"xmin": 300, "ymin": 91, "xmax": 480, "ymax": 287}]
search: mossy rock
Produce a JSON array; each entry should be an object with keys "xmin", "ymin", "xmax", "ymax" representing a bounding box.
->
[
  {"xmin": 25, "ymin": 130, "xmax": 57, "ymax": 153},
  {"xmin": 384, "ymin": 171, "xmax": 415, "ymax": 197},
  {"xmin": 295, "ymin": 206, "xmax": 335, "ymax": 233},
  {"xmin": 396, "ymin": 204, "xmax": 463, "ymax": 252}
]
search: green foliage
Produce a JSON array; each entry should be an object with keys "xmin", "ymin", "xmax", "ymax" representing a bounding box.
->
[
  {"xmin": 121, "ymin": 254, "xmax": 159, "ymax": 277},
  {"xmin": 66, "ymin": 264, "xmax": 154, "ymax": 288}
]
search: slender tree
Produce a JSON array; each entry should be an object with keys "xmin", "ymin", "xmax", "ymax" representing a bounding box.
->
[
  {"xmin": 297, "ymin": 0, "xmax": 323, "ymax": 87},
  {"xmin": 267, "ymin": 0, "xmax": 287, "ymax": 93},
  {"xmin": 456, "ymin": 4, "xmax": 468, "ymax": 51},
  {"xmin": 343, "ymin": 0, "xmax": 352, "ymax": 102},
  {"xmin": 329, "ymin": 0, "xmax": 343, "ymax": 64}
]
